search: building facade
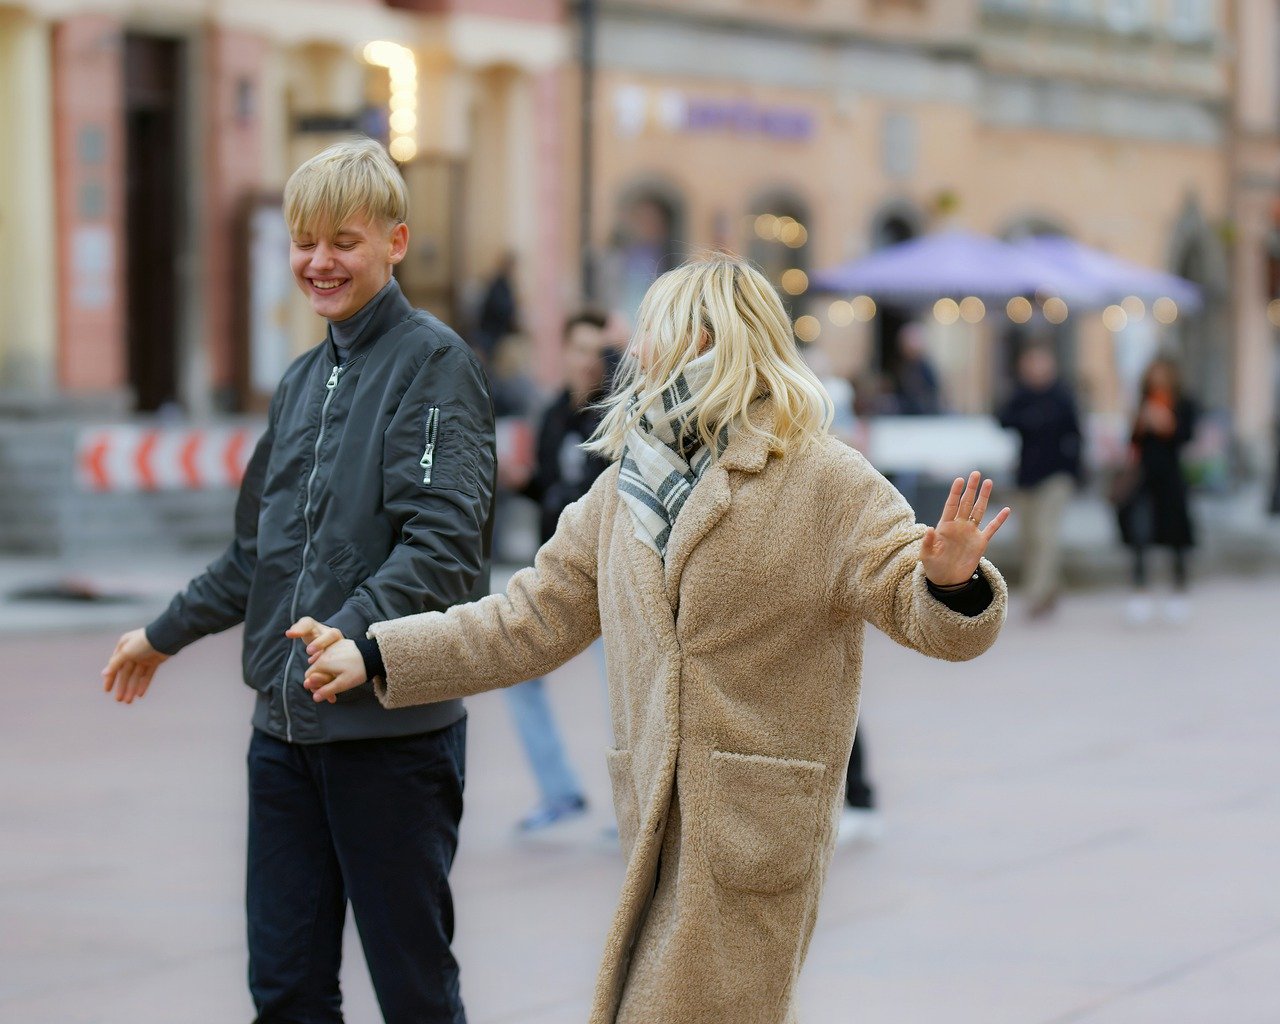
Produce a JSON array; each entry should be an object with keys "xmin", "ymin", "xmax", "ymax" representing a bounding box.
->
[
  {"xmin": 577, "ymin": 0, "xmax": 1274, "ymax": 460},
  {"xmin": 0, "ymin": 0, "xmax": 1276, "ymax": 463},
  {"xmin": 0, "ymin": 0, "xmax": 569, "ymax": 418}
]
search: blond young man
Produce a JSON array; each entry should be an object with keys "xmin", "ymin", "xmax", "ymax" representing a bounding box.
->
[{"xmin": 102, "ymin": 139, "xmax": 495, "ymax": 1023}]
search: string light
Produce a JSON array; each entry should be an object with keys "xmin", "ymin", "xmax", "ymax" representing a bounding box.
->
[
  {"xmin": 933, "ymin": 298, "xmax": 960, "ymax": 325},
  {"xmin": 1006, "ymin": 297, "xmax": 1033, "ymax": 324},
  {"xmin": 362, "ymin": 40, "xmax": 418, "ymax": 163},
  {"xmin": 1266, "ymin": 298, "xmax": 1280, "ymax": 327},
  {"xmin": 794, "ymin": 315, "xmax": 820, "ymax": 342},
  {"xmin": 959, "ymin": 297, "xmax": 986, "ymax": 324},
  {"xmin": 1153, "ymin": 297, "xmax": 1179, "ymax": 325},
  {"xmin": 828, "ymin": 300, "xmax": 855, "ymax": 326},
  {"xmin": 1103, "ymin": 304, "xmax": 1129, "ymax": 332},
  {"xmin": 851, "ymin": 295, "xmax": 877, "ymax": 322},
  {"xmin": 1043, "ymin": 297, "xmax": 1069, "ymax": 324},
  {"xmin": 781, "ymin": 269, "xmax": 809, "ymax": 295},
  {"xmin": 1121, "ymin": 296, "xmax": 1146, "ymax": 321}
]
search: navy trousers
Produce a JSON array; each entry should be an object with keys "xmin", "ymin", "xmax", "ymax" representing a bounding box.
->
[{"xmin": 246, "ymin": 719, "xmax": 467, "ymax": 1024}]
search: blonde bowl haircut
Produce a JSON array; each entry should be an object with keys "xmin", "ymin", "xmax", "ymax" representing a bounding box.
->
[
  {"xmin": 588, "ymin": 255, "xmax": 834, "ymax": 462},
  {"xmin": 283, "ymin": 137, "xmax": 409, "ymax": 239}
]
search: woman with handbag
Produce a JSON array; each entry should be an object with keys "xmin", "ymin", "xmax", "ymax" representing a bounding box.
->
[
  {"xmin": 293, "ymin": 255, "xmax": 1010, "ymax": 1024},
  {"xmin": 1120, "ymin": 356, "xmax": 1198, "ymax": 624}
]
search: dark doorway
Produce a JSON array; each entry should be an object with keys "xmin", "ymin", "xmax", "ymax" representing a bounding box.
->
[
  {"xmin": 871, "ymin": 214, "xmax": 916, "ymax": 379},
  {"xmin": 124, "ymin": 34, "xmax": 184, "ymax": 413}
]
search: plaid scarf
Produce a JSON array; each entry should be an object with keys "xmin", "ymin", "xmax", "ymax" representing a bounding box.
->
[{"xmin": 618, "ymin": 350, "xmax": 728, "ymax": 560}]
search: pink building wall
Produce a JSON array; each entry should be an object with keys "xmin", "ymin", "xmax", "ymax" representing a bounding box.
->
[
  {"xmin": 203, "ymin": 27, "xmax": 268, "ymax": 402},
  {"xmin": 53, "ymin": 14, "xmax": 126, "ymax": 394}
]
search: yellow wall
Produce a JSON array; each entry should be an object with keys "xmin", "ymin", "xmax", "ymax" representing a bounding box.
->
[{"xmin": 0, "ymin": 8, "xmax": 57, "ymax": 397}]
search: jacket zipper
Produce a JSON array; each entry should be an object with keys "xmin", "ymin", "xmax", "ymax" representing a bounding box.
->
[
  {"xmin": 282, "ymin": 363, "xmax": 344, "ymax": 742},
  {"xmin": 420, "ymin": 406, "xmax": 440, "ymax": 485}
]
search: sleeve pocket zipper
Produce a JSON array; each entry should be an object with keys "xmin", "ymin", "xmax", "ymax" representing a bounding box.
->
[{"xmin": 420, "ymin": 406, "xmax": 440, "ymax": 485}]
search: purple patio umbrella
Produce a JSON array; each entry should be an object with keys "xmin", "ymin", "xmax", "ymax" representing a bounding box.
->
[
  {"xmin": 808, "ymin": 230, "xmax": 1104, "ymax": 307},
  {"xmin": 1011, "ymin": 235, "xmax": 1203, "ymax": 312}
]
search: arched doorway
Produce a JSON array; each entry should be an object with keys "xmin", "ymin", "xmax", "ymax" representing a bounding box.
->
[
  {"xmin": 1167, "ymin": 201, "xmax": 1230, "ymax": 413},
  {"xmin": 606, "ymin": 180, "xmax": 685, "ymax": 322},
  {"xmin": 1000, "ymin": 216, "xmax": 1076, "ymax": 396},
  {"xmin": 746, "ymin": 189, "xmax": 812, "ymax": 320},
  {"xmin": 868, "ymin": 203, "xmax": 924, "ymax": 382}
]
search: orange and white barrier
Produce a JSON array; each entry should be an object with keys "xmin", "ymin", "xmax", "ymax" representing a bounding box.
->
[{"xmin": 76, "ymin": 425, "xmax": 262, "ymax": 493}]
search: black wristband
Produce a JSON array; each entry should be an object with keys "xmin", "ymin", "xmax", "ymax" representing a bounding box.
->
[
  {"xmin": 353, "ymin": 636, "xmax": 386, "ymax": 681},
  {"xmin": 926, "ymin": 570, "xmax": 994, "ymax": 617}
]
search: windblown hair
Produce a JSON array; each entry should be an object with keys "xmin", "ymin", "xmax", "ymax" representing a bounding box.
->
[
  {"xmin": 587, "ymin": 255, "xmax": 833, "ymax": 461},
  {"xmin": 283, "ymin": 138, "xmax": 409, "ymax": 238}
]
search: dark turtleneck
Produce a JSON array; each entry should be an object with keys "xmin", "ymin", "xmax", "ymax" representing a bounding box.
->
[{"xmin": 328, "ymin": 277, "xmax": 398, "ymax": 365}]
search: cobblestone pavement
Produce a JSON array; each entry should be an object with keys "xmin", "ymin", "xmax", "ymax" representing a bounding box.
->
[{"xmin": 3, "ymin": 576, "xmax": 1279, "ymax": 1023}]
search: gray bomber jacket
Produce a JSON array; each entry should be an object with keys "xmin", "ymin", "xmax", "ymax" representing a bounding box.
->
[{"xmin": 146, "ymin": 282, "xmax": 496, "ymax": 743}]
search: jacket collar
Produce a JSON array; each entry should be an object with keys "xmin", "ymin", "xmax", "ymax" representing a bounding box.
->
[
  {"xmin": 716, "ymin": 398, "xmax": 778, "ymax": 474},
  {"xmin": 323, "ymin": 278, "xmax": 413, "ymax": 365}
]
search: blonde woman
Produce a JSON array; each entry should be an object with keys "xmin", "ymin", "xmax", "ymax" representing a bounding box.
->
[{"xmin": 292, "ymin": 256, "xmax": 1011, "ymax": 1023}]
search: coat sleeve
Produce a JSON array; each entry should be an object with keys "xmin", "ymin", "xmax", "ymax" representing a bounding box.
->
[
  {"xmin": 325, "ymin": 344, "xmax": 496, "ymax": 639},
  {"xmin": 144, "ymin": 390, "xmax": 280, "ymax": 655},
  {"xmin": 830, "ymin": 452, "xmax": 1007, "ymax": 663},
  {"xmin": 367, "ymin": 468, "xmax": 609, "ymax": 708}
]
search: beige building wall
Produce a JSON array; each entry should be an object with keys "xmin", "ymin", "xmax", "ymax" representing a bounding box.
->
[
  {"xmin": 584, "ymin": 0, "xmax": 1238, "ymax": 433},
  {"xmin": 0, "ymin": 6, "xmax": 57, "ymax": 400}
]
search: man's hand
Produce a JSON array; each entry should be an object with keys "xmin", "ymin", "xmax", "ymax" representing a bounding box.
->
[
  {"xmin": 303, "ymin": 640, "xmax": 368, "ymax": 704},
  {"xmin": 920, "ymin": 471, "xmax": 1011, "ymax": 587},
  {"xmin": 285, "ymin": 617, "xmax": 345, "ymax": 666},
  {"xmin": 102, "ymin": 628, "xmax": 170, "ymax": 704}
]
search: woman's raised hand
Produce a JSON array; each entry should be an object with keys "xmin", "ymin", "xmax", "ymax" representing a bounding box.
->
[{"xmin": 920, "ymin": 471, "xmax": 1011, "ymax": 587}]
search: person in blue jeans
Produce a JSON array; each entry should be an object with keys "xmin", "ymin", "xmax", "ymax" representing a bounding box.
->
[{"xmin": 501, "ymin": 311, "xmax": 613, "ymax": 830}]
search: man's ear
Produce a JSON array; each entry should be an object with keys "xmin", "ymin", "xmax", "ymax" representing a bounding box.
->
[{"xmin": 388, "ymin": 222, "xmax": 410, "ymax": 265}]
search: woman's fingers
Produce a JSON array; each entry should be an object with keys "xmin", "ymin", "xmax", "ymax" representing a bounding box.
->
[
  {"xmin": 305, "ymin": 626, "xmax": 343, "ymax": 657},
  {"xmin": 969, "ymin": 478, "xmax": 994, "ymax": 525},
  {"xmin": 939, "ymin": 477, "xmax": 965, "ymax": 524},
  {"xmin": 956, "ymin": 471, "xmax": 982, "ymax": 521},
  {"xmin": 982, "ymin": 506, "xmax": 1012, "ymax": 542},
  {"xmin": 310, "ymin": 672, "xmax": 352, "ymax": 704}
]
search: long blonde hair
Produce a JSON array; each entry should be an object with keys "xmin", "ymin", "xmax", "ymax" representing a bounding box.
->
[{"xmin": 588, "ymin": 255, "xmax": 833, "ymax": 460}]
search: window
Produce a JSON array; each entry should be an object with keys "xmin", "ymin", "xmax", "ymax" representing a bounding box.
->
[
  {"xmin": 1105, "ymin": 0, "xmax": 1151, "ymax": 33},
  {"xmin": 1167, "ymin": 0, "xmax": 1215, "ymax": 42},
  {"xmin": 1048, "ymin": 0, "xmax": 1096, "ymax": 24}
]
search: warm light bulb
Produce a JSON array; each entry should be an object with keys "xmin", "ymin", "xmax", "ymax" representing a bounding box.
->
[
  {"xmin": 1102, "ymin": 304, "xmax": 1129, "ymax": 332},
  {"xmin": 794, "ymin": 315, "xmax": 820, "ymax": 342},
  {"xmin": 781, "ymin": 269, "xmax": 809, "ymax": 295},
  {"xmin": 389, "ymin": 136, "xmax": 418, "ymax": 162}
]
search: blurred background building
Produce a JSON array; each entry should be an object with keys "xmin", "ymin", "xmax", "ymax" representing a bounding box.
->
[{"xmin": 1, "ymin": 0, "xmax": 1278, "ymax": 553}]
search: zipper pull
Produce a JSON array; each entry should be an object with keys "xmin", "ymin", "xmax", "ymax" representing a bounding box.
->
[
  {"xmin": 421, "ymin": 406, "xmax": 439, "ymax": 485},
  {"xmin": 326, "ymin": 365, "xmax": 341, "ymax": 389}
]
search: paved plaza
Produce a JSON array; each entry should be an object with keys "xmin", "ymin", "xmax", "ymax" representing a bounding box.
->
[{"xmin": 3, "ymin": 573, "xmax": 1279, "ymax": 1023}]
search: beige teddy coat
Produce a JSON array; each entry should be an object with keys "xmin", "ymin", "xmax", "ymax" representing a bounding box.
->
[{"xmin": 368, "ymin": 402, "xmax": 1008, "ymax": 1024}]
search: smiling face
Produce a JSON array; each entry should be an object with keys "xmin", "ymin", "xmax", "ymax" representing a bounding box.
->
[{"xmin": 290, "ymin": 212, "xmax": 409, "ymax": 322}]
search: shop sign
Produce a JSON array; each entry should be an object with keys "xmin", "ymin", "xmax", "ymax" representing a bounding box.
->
[
  {"xmin": 613, "ymin": 85, "xmax": 815, "ymax": 142},
  {"xmin": 683, "ymin": 97, "xmax": 814, "ymax": 141}
]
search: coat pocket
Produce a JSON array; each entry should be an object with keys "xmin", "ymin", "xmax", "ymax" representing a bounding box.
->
[
  {"xmin": 708, "ymin": 750, "xmax": 827, "ymax": 895},
  {"xmin": 606, "ymin": 748, "xmax": 641, "ymax": 857}
]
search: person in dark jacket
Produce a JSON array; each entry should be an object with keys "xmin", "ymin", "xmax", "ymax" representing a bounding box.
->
[
  {"xmin": 475, "ymin": 252, "xmax": 519, "ymax": 362},
  {"xmin": 997, "ymin": 344, "xmax": 1082, "ymax": 618},
  {"xmin": 1121, "ymin": 356, "xmax": 1197, "ymax": 624},
  {"xmin": 101, "ymin": 139, "xmax": 495, "ymax": 1024},
  {"xmin": 499, "ymin": 310, "xmax": 613, "ymax": 830}
]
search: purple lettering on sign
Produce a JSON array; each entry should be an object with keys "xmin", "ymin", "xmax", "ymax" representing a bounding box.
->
[{"xmin": 681, "ymin": 97, "xmax": 814, "ymax": 141}]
